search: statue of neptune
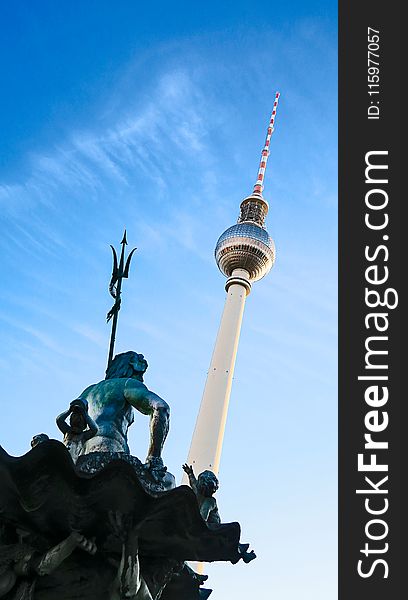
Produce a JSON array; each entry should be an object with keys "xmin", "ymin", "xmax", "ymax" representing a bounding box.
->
[{"xmin": 76, "ymin": 351, "xmax": 170, "ymax": 475}]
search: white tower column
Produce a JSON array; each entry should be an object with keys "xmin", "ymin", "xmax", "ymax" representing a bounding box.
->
[{"xmin": 183, "ymin": 269, "xmax": 251, "ymax": 479}]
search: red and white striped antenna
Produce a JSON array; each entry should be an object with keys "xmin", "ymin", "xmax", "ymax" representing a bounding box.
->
[{"xmin": 253, "ymin": 92, "xmax": 281, "ymax": 196}]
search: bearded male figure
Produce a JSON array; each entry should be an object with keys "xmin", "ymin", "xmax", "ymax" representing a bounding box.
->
[{"xmin": 76, "ymin": 352, "xmax": 170, "ymax": 475}]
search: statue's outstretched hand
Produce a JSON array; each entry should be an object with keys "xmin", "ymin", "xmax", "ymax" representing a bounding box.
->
[{"xmin": 182, "ymin": 463, "xmax": 194, "ymax": 476}]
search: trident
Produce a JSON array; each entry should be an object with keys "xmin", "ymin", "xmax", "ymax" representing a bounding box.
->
[{"xmin": 106, "ymin": 230, "xmax": 136, "ymax": 373}]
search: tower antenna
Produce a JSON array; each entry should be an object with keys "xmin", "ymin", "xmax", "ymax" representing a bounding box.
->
[{"xmin": 253, "ymin": 91, "xmax": 281, "ymax": 196}]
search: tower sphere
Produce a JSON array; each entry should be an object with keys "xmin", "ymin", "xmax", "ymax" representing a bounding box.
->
[{"xmin": 215, "ymin": 195, "xmax": 275, "ymax": 282}]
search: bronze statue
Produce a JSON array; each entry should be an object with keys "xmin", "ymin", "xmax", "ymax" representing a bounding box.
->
[
  {"xmin": 182, "ymin": 464, "xmax": 256, "ymax": 564},
  {"xmin": 76, "ymin": 351, "xmax": 170, "ymax": 478},
  {"xmin": 0, "ymin": 229, "xmax": 258, "ymax": 599},
  {"xmin": 182, "ymin": 465, "xmax": 220, "ymax": 524},
  {"xmin": 56, "ymin": 399, "xmax": 98, "ymax": 463}
]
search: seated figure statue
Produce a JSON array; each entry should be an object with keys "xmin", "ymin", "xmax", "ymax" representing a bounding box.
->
[
  {"xmin": 182, "ymin": 465, "xmax": 221, "ymax": 525},
  {"xmin": 76, "ymin": 351, "xmax": 170, "ymax": 478},
  {"xmin": 56, "ymin": 399, "xmax": 98, "ymax": 463},
  {"xmin": 182, "ymin": 464, "xmax": 256, "ymax": 563}
]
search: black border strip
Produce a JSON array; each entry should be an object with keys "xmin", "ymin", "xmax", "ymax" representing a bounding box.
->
[{"xmin": 339, "ymin": 1, "xmax": 405, "ymax": 598}]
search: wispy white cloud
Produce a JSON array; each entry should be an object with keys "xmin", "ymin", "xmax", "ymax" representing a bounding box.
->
[
  {"xmin": 0, "ymin": 70, "xmax": 213, "ymax": 218},
  {"xmin": 0, "ymin": 313, "xmax": 66, "ymax": 353},
  {"xmin": 71, "ymin": 323, "xmax": 106, "ymax": 348},
  {"xmin": 0, "ymin": 313, "xmax": 99, "ymax": 362}
]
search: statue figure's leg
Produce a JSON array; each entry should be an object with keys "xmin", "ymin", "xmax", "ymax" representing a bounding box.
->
[
  {"xmin": 34, "ymin": 532, "xmax": 97, "ymax": 576},
  {"xmin": 116, "ymin": 528, "xmax": 152, "ymax": 599},
  {"xmin": 237, "ymin": 543, "xmax": 256, "ymax": 563}
]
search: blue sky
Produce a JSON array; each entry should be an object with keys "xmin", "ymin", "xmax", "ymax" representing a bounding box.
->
[{"xmin": 0, "ymin": 2, "xmax": 337, "ymax": 598}]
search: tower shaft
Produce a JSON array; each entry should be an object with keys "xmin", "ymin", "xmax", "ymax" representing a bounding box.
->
[{"xmin": 183, "ymin": 269, "xmax": 250, "ymax": 478}]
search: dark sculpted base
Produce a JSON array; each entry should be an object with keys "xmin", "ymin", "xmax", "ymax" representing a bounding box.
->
[{"xmin": 0, "ymin": 441, "xmax": 250, "ymax": 599}]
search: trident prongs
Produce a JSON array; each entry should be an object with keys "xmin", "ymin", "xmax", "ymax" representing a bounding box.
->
[{"xmin": 106, "ymin": 230, "xmax": 137, "ymax": 372}]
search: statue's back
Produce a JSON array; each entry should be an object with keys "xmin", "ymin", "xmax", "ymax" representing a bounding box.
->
[{"xmin": 80, "ymin": 378, "xmax": 134, "ymax": 454}]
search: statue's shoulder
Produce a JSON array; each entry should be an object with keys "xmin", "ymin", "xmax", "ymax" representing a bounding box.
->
[
  {"xmin": 86, "ymin": 378, "xmax": 127, "ymax": 389},
  {"xmin": 78, "ymin": 383, "xmax": 97, "ymax": 398},
  {"xmin": 80, "ymin": 378, "xmax": 126, "ymax": 399},
  {"xmin": 124, "ymin": 377, "xmax": 145, "ymax": 390}
]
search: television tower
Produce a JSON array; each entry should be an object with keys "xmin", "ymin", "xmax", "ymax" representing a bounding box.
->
[{"xmin": 184, "ymin": 92, "xmax": 281, "ymax": 479}]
